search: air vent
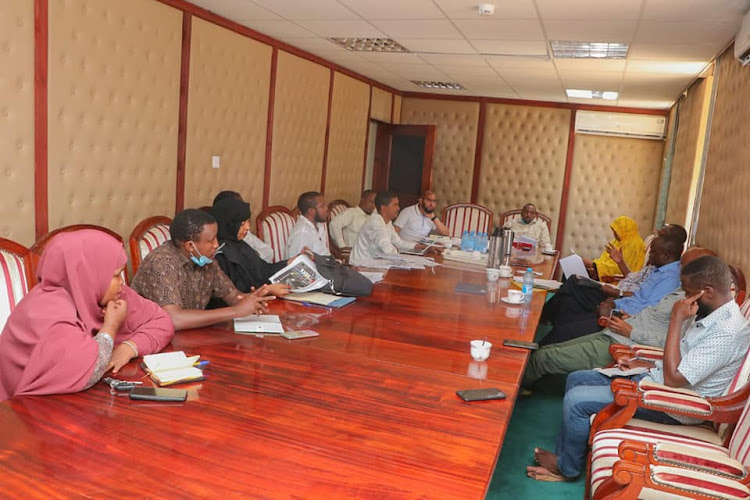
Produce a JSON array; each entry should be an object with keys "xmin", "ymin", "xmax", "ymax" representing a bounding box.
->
[
  {"xmin": 328, "ymin": 37, "xmax": 409, "ymax": 52},
  {"xmin": 411, "ymin": 80, "xmax": 465, "ymax": 90},
  {"xmin": 551, "ymin": 41, "xmax": 629, "ymax": 59}
]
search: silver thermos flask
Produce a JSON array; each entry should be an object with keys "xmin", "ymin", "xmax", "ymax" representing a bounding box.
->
[
  {"xmin": 501, "ymin": 227, "xmax": 515, "ymax": 266},
  {"xmin": 487, "ymin": 227, "xmax": 503, "ymax": 268}
]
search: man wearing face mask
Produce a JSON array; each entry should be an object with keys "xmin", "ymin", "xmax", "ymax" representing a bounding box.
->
[
  {"xmin": 526, "ymin": 255, "xmax": 750, "ymax": 483},
  {"xmin": 132, "ymin": 209, "xmax": 275, "ymax": 331},
  {"xmin": 393, "ymin": 190, "xmax": 449, "ymax": 242}
]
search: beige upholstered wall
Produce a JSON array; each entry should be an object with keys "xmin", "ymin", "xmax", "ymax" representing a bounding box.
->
[
  {"xmin": 696, "ymin": 53, "xmax": 750, "ymax": 272},
  {"xmin": 0, "ymin": 0, "xmax": 34, "ymax": 245},
  {"xmin": 184, "ymin": 18, "xmax": 271, "ymax": 217},
  {"xmin": 477, "ymin": 104, "xmax": 571, "ymax": 243},
  {"xmin": 370, "ymin": 87, "xmax": 392, "ymax": 122},
  {"xmin": 268, "ymin": 51, "xmax": 330, "ymax": 208},
  {"xmin": 324, "ymin": 72, "xmax": 369, "ymax": 204},
  {"xmin": 400, "ymin": 98, "xmax": 480, "ymax": 208},
  {"xmin": 561, "ymin": 134, "xmax": 664, "ymax": 259},
  {"xmin": 393, "ymin": 95, "xmax": 402, "ymax": 124},
  {"xmin": 47, "ymin": 0, "xmax": 181, "ymax": 238},
  {"xmin": 665, "ymin": 78, "xmax": 707, "ymax": 226}
]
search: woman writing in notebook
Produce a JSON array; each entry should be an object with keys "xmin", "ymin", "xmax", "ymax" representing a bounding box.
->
[{"xmin": 0, "ymin": 230, "xmax": 174, "ymax": 401}]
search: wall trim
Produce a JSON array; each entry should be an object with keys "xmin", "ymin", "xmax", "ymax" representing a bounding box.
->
[
  {"xmin": 175, "ymin": 12, "xmax": 191, "ymax": 213},
  {"xmin": 470, "ymin": 101, "xmax": 486, "ymax": 204},
  {"xmin": 34, "ymin": 0, "xmax": 48, "ymax": 238},
  {"xmin": 389, "ymin": 92, "xmax": 395, "ymax": 123},
  {"xmin": 361, "ymin": 87, "xmax": 373, "ymax": 191},
  {"xmin": 320, "ymin": 69, "xmax": 335, "ymax": 194},
  {"xmin": 555, "ymin": 110, "xmax": 578, "ymax": 249},
  {"xmin": 262, "ymin": 47, "xmax": 278, "ymax": 209}
]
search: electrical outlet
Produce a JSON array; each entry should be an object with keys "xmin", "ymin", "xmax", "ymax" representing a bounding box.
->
[{"xmin": 212, "ymin": 156, "xmax": 220, "ymax": 169}]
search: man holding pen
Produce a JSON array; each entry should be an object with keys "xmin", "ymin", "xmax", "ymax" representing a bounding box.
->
[{"xmin": 526, "ymin": 255, "xmax": 750, "ymax": 482}]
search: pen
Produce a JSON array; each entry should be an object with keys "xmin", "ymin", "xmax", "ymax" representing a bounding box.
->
[{"xmin": 193, "ymin": 361, "xmax": 210, "ymax": 367}]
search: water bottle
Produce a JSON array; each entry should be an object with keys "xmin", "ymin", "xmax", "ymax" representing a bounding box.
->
[
  {"xmin": 482, "ymin": 232, "xmax": 489, "ymax": 253},
  {"xmin": 522, "ymin": 267, "xmax": 534, "ymax": 302},
  {"xmin": 467, "ymin": 231, "xmax": 476, "ymax": 251},
  {"xmin": 478, "ymin": 232, "xmax": 487, "ymax": 253},
  {"xmin": 461, "ymin": 230, "xmax": 469, "ymax": 251}
]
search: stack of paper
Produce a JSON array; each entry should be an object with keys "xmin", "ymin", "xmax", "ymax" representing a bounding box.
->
[
  {"xmin": 234, "ymin": 315, "xmax": 285, "ymax": 334},
  {"xmin": 142, "ymin": 351, "xmax": 205, "ymax": 386}
]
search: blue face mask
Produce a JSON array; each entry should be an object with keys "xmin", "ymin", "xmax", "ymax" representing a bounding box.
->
[{"xmin": 189, "ymin": 243, "xmax": 213, "ymax": 267}]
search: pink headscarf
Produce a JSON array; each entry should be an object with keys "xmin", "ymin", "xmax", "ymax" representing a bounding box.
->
[{"xmin": 0, "ymin": 230, "xmax": 174, "ymax": 400}]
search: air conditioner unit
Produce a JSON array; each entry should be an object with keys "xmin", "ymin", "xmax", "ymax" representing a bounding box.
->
[
  {"xmin": 735, "ymin": 9, "xmax": 750, "ymax": 65},
  {"xmin": 575, "ymin": 111, "xmax": 667, "ymax": 140}
]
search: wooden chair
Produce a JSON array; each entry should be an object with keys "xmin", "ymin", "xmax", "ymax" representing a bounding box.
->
[
  {"xmin": 0, "ymin": 237, "xmax": 31, "ymax": 332},
  {"xmin": 326, "ymin": 200, "xmax": 352, "ymax": 262},
  {"xmin": 28, "ymin": 225, "xmax": 124, "ymax": 286},
  {"xmin": 327, "ymin": 199, "xmax": 351, "ymax": 222},
  {"xmin": 441, "ymin": 203, "xmax": 493, "ymax": 239},
  {"xmin": 500, "ymin": 208, "xmax": 552, "ymax": 230},
  {"xmin": 128, "ymin": 216, "xmax": 172, "ymax": 276},
  {"xmin": 291, "ymin": 207, "xmax": 300, "ymax": 220},
  {"xmin": 256, "ymin": 206, "xmax": 296, "ymax": 263},
  {"xmin": 731, "ymin": 265, "xmax": 747, "ymax": 306}
]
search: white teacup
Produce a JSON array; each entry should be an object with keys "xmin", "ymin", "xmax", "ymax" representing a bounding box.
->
[
  {"xmin": 470, "ymin": 340, "xmax": 492, "ymax": 362},
  {"xmin": 506, "ymin": 289, "xmax": 524, "ymax": 303},
  {"xmin": 497, "ymin": 265, "xmax": 513, "ymax": 277},
  {"xmin": 486, "ymin": 268, "xmax": 502, "ymax": 282},
  {"xmin": 544, "ymin": 245, "xmax": 555, "ymax": 253}
]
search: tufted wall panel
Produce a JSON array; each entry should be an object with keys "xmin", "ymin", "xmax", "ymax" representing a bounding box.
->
[
  {"xmin": 400, "ymin": 98, "xmax": 480, "ymax": 208},
  {"xmin": 696, "ymin": 52, "xmax": 750, "ymax": 273},
  {"xmin": 184, "ymin": 18, "xmax": 271, "ymax": 217},
  {"xmin": 268, "ymin": 51, "xmax": 329, "ymax": 208},
  {"xmin": 370, "ymin": 87, "xmax": 392, "ymax": 122},
  {"xmin": 393, "ymin": 95, "xmax": 402, "ymax": 124},
  {"xmin": 324, "ymin": 72, "xmax": 369, "ymax": 203},
  {"xmin": 47, "ymin": 0, "xmax": 181, "ymax": 238},
  {"xmin": 561, "ymin": 134, "xmax": 664, "ymax": 259},
  {"xmin": 665, "ymin": 78, "xmax": 707, "ymax": 227},
  {"xmin": 0, "ymin": 0, "xmax": 34, "ymax": 245},
  {"xmin": 477, "ymin": 104, "xmax": 571, "ymax": 243}
]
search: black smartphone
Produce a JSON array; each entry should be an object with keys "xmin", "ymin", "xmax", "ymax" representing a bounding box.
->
[
  {"xmin": 502, "ymin": 339, "xmax": 539, "ymax": 350},
  {"xmin": 129, "ymin": 387, "xmax": 187, "ymax": 402},
  {"xmin": 456, "ymin": 388, "xmax": 506, "ymax": 402},
  {"xmin": 611, "ymin": 310, "xmax": 623, "ymax": 319}
]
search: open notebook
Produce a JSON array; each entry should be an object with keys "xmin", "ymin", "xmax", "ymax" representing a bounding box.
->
[{"xmin": 142, "ymin": 351, "xmax": 205, "ymax": 387}]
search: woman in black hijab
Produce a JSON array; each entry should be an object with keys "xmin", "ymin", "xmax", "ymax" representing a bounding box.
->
[{"xmin": 211, "ymin": 197, "xmax": 290, "ymax": 296}]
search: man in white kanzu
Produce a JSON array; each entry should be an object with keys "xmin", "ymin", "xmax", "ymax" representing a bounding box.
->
[
  {"xmin": 393, "ymin": 190, "xmax": 450, "ymax": 242},
  {"xmin": 350, "ymin": 191, "xmax": 416, "ymax": 266},
  {"xmin": 286, "ymin": 191, "xmax": 330, "ymax": 259},
  {"xmin": 507, "ymin": 203, "xmax": 551, "ymax": 250},
  {"xmin": 329, "ymin": 189, "xmax": 376, "ymax": 249}
]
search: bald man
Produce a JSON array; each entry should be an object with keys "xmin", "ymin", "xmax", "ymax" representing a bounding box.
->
[{"xmin": 393, "ymin": 190, "xmax": 449, "ymax": 242}]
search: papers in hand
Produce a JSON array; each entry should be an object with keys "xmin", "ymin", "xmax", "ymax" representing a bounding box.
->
[
  {"xmin": 595, "ymin": 366, "xmax": 649, "ymax": 378},
  {"xmin": 559, "ymin": 253, "xmax": 590, "ymax": 279},
  {"xmin": 142, "ymin": 351, "xmax": 205, "ymax": 386},
  {"xmin": 269, "ymin": 254, "xmax": 328, "ymax": 293},
  {"xmin": 234, "ymin": 314, "xmax": 285, "ymax": 334}
]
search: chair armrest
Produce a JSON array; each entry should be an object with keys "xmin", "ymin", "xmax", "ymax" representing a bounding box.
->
[{"xmin": 650, "ymin": 442, "xmax": 745, "ymax": 480}]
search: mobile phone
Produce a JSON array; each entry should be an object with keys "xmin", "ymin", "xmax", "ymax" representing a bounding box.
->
[
  {"xmin": 281, "ymin": 330, "xmax": 320, "ymax": 340},
  {"xmin": 502, "ymin": 339, "xmax": 539, "ymax": 350},
  {"xmin": 456, "ymin": 388, "xmax": 506, "ymax": 402},
  {"xmin": 611, "ymin": 310, "xmax": 623, "ymax": 318},
  {"xmin": 129, "ymin": 387, "xmax": 187, "ymax": 402}
]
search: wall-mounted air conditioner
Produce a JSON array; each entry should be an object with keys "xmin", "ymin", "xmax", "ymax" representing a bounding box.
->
[
  {"xmin": 735, "ymin": 9, "xmax": 750, "ymax": 65},
  {"xmin": 575, "ymin": 111, "xmax": 667, "ymax": 140}
]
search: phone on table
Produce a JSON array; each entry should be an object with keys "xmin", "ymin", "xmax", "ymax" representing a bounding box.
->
[
  {"xmin": 456, "ymin": 388, "xmax": 506, "ymax": 402},
  {"xmin": 611, "ymin": 310, "xmax": 623, "ymax": 319},
  {"xmin": 129, "ymin": 387, "xmax": 188, "ymax": 402},
  {"xmin": 502, "ymin": 339, "xmax": 539, "ymax": 350},
  {"xmin": 281, "ymin": 330, "xmax": 320, "ymax": 340}
]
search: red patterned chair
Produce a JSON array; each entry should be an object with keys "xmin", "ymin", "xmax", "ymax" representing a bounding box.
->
[
  {"xmin": 441, "ymin": 203, "xmax": 493, "ymax": 238},
  {"xmin": 500, "ymin": 208, "xmax": 552, "ymax": 231},
  {"xmin": 0, "ymin": 237, "xmax": 31, "ymax": 332},
  {"xmin": 327, "ymin": 199, "xmax": 352, "ymax": 262},
  {"xmin": 128, "ymin": 216, "xmax": 172, "ymax": 275},
  {"xmin": 256, "ymin": 206, "xmax": 296, "ymax": 263},
  {"xmin": 327, "ymin": 199, "xmax": 350, "ymax": 222}
]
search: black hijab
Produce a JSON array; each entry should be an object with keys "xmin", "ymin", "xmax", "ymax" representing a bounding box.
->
[{"xmin": 212, "ymin": 198, "xmax": 250, "ymax": 242}]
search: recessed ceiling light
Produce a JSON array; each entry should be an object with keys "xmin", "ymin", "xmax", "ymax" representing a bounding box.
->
[
  {"xmin": 411, "ymin": 80, "xmax": 465, "ymax": 90},
  {"xmin": 329, "ymin": 38, "xmax": 409, "ymax": 52},
  {"xmin": 566, "ymin": 89, "xmax": 618, "ymax": 100},
  {"xmin": 551, "ymin": 41, "xmax": 628, "ymax": 59}
]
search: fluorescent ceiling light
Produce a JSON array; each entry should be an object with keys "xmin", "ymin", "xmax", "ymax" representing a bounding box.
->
[
  {"xmin": 551, "ymin": 41, "xmax": 628, "ymax": 59},
  {"xmin": 566, "ymin": 89, "xmax": 618, "ymax": 100},
  {"xmin": 329, "ymin": 38, "xmax": 409, "ymax": 52},
  {"xmin": 411, "ymin": 80, "xmax": 465, "ymax": 90}
]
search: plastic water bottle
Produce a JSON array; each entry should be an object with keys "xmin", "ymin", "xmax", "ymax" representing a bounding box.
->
[
  {"xmin": 481, "ymin": 232, "xmax": 489, "ymax": 253},
  {"xmin": 522, "ymin": 267, "xmax": 534, "ymax": 302},
  {"xmin": 467, "ymin": 231, "xmax": 476, "ymax": 251},
  {"xmin": 461, "ymin": 230, "xmax": 469, "ymax": 251}
]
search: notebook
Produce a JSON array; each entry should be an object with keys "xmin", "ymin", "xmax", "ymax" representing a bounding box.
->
[
  {"xmin": 282, "ymin": 291, "xmax": 356, "ymax": 309},
  {"xmin": 142, "ymin": 351, "xmax": 205, "ymax": 387},
  {"xmin": 233, "ymin": 314, "xmax": 285, "ymax": 334}
]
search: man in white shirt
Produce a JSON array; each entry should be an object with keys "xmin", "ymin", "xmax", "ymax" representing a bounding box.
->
[
  {"xmin": 329, "ymin": 190, "xmax": 376, "ymax": 249},
  {"xmin": 350, "ymin": 191, "xmax": 416, "ymax": 266},
  {"xmin": 393, "ymin": 190, "xmax": 450, "ymax": 242},
  {"xmin": 286, "ymin": 191, "xmax": 330, "ymax": 259},
  {"xmin": 508, "ymin": 203, "xmax": 551, "ymax": 250}
]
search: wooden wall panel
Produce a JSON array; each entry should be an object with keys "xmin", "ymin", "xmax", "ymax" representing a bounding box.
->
[{"xmin": 370, "ymin": 87, "xmax": 392, "ymax": 122}]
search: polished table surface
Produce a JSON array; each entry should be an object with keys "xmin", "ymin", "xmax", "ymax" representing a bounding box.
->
[{"xmin": 0, "ymin": 253, "xmax": 558, "ymax": 499}]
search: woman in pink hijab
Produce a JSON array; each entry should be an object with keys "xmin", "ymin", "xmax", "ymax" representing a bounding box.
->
[{"xmin": 0, "ymin": 230, "xmax": 174, "ymax": 401}]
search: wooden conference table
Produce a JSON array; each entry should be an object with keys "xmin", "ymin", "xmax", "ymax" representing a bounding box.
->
[{"xmin": 0, "ymin": 253, "xmax": 558, "ymax": 499}]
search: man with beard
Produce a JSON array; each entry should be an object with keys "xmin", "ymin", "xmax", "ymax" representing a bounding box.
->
[
  {"xmin": 393, "ymin": 190, "xmax": 449, "ymax": 242},
  {"xmin": 286, "ymin": 191, "xmax": 330, "ymax": 259},
  {"xmin": 329, "ymin": 189, "xmax": 376, "ymax": 249},
  {"xmin": 508, "ymin": 203, "xmax": 551, "ymax": 250}
]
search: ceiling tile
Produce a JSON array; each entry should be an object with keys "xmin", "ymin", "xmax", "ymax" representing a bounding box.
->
[
  {"xmin": 514, "ymin": 90, "xmax": 567, "ymax": 102},
  {"xmin": 558, "ymin": 70, "xmax": 624, "ymax": 89},
  {"xmin": 357, "ymin": 52, "xmax": 426, "ymax": 64},
  {"xmin": 434, "ymin": 0, "xmax": 537, "ymax": 20},
  {"xmin": 543, "ymin": 20, "xmax": 638, "ymax": 42},
  {"xmin": 338, "ymin": 0, "xmax": 446, "ymax": 20},
  {"xmin": 454, "ymin": 20, "xmax": 545, "ymax": 40},
  {"xmin": 380, "ymin": 63, "xmax": 448, "ymax": 79},
  {"xmin": 553, "ymin": 59, "xmax": 627, "ymax": 72},
  {"xmin": 536, "ymin": 0, "xmax": 643, "ymax": 20},
  {"xmin": 401, "ymin": 39, "xmax": 477, "ymax": 54},
  {"xmin": 294, "ymin": 20, "xmax": 386, "ymax": 37},
  {"xmin": 274, "ymin": 36, "xmax": 345, "ymax": 51},
  {"xmin": 434, "ymin": 64, "xmax": 497, "ymax": 77},
  {"xmin": 642, "ymin": 0, "xmax": 749, "ymax": 23},
  {"xmin": 369, "ymin": 20, "xmax": 464, "ymax": 39},
  {"xmin": 248, "ymin": 0, "xmax": 360, "ymax": 20},
  {"xmin": 626, "ymin": 60, "xmax": 709, "ymax": 75},
  {"xmin": 188, "ymin": 0, "xmax": 282, "ymax": 20},
  {"xmin": 471, "ymin": 40, "xmax": 548, "ymax": 56},
  {"xmin": 486, "ymin": 57, "xmax": 556, "ymax": 71},
  {"xmin": 416, "ymin": 53, "xmax": 488, "ymax": 66},
  {"xmin": 241, "ymin": 20, "xmax": 316, "ymax": 37},
  {"xmin": 628, "ymin": 42, "xmax": 723, "ymax": 61},
  {"xmin": 635, "ymin": 21, "xmax": 738, "ymax": 44}
]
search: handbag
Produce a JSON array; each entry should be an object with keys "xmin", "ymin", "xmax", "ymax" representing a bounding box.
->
[{"xmin": 313, "ymin": 253, "xmax": 373, "ymax": 297}]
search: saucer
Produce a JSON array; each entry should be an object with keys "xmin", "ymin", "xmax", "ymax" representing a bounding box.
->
[
  {"xmin": 498, "ymin": 273, "xmax": 513, "ymax": 278},
  {"xmin": 542, "ymin": 249, "xmax": 557, "ymax": 255},
  {"xmin": 501, "ymin": 297, "xmax": 523, "ymax": 305}
]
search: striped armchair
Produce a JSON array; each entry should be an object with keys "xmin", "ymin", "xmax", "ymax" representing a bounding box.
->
[
  {"xmin": 441, "ymin": 203, "xmax": 493, "ymax": 239},
  {"xmin": 0, "ymin": 238, "xmax": 30, "ymax": 333},
  {"xmin": 256, "ymin": 206, "xmax": 295, "ymax": 263},
  {"xmin": 327, "ymin": 199, "xmax": 351, "ymax": 222},
  {"xmin": 500, "ymin": 208, "xmax": 552, "ymax": 230},
  {"xmin": 128, "ymin": 216, "xmax": 172, "ymax": 275}
]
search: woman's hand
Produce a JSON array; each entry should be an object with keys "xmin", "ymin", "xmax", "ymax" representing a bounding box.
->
[
  {"xmin": 106, "ymin": 343, "xmax": 135, "ymax": 374},
  {"xmin": 606, "ymin": 243, "xmax": 624, "ymax": 264},
  {"xmin": 102, "ymin": 299, "xmax": 128, "ymax": 336}
]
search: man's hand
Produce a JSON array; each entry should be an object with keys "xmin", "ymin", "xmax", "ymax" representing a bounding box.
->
[
  {"xmin": 617, "ymin": 357, "xmax": 656, "ymax": 371},
  {"xmin": 606, "ymin": 243, "xmax": 624, "ymax": 264},
  {"xmin": 671, "ymin": 291, "xmax": 704, "ymax": 323},
  {"xmin": 106, "ymin": 343, "xmax": 135, "ymax": 374},
  {"xmin": 601, "ymin": 284, "xmax": 621, "ymax": 298},
  {"xmin": 265, "ymin": 283, "xmax": 291, "ymax": 297},
  {"xmin": 233, "ymin": 292, "xmax": 274, "ymax": 317},
  {"xmin": 598, "ymin": 298, "xmax": 616, "ymax": 318},
  {"xmin": 607, "ymin": 316, "xmax": 633, "ymax": 336},
  {"xmin": 102, "ymin": 299, "xmax": 128, "ymax": 335}
]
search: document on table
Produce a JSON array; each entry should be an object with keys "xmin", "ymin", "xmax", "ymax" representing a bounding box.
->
[{"xmin": 234, "ymin": 314, "xmax": 285, "ymax": 334}]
